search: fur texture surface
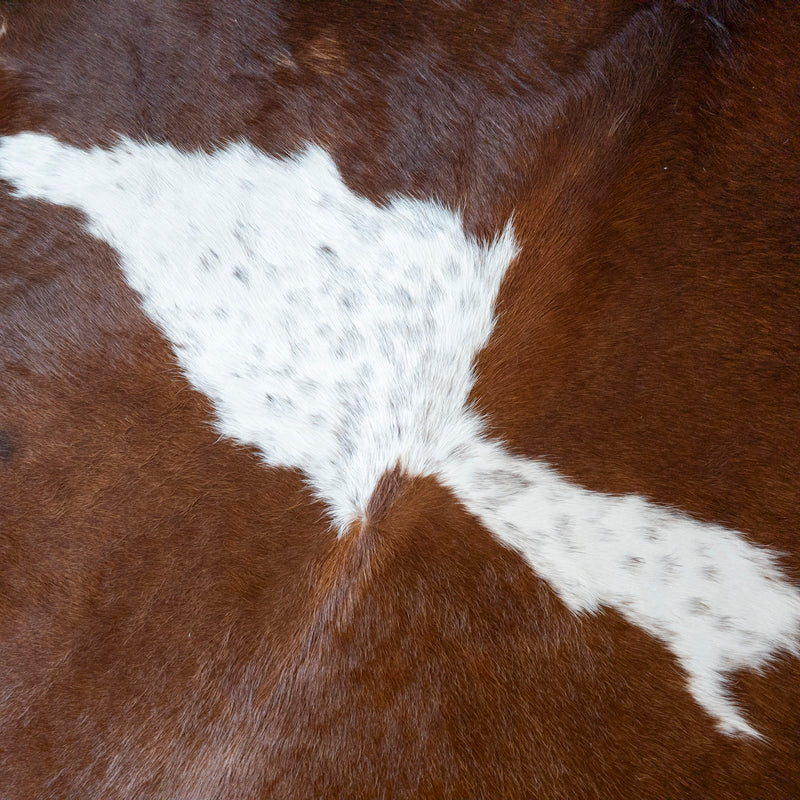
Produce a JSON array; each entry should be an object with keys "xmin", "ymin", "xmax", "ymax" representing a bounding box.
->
[
  {"xmin": 0, "ymin": 1, "xmax": 798, "ymax": 797},
  {"xmin": 1, "ymin": 131, "xmax": 797, "ymax": 737}
]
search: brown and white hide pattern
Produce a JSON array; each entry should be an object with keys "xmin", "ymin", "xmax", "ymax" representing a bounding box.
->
[{"xmin": 0, "ymin": 1, "xmax": 799, "ymax": 798}]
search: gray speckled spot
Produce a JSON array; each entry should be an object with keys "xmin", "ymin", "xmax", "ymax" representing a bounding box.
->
[
  {"xmin": 318, "ymin": 244, "xmax": 339, "ymax": 263},
  {"xmin": 688, "ymin": 597, "xmax": 711, "ymax": 616},
  {"xmin": 233, "ymin": 266, "xmax": 251, "ymax": 286},
  {"xmin": 200, "ymin": 251, "xmax": 219, "ymax": 272},
  {"xmin": 643, "ymin": 526, "xmax": 661, "ymax": 543},
  {"xmin": 661, "ymin": 554, "xmax": 680, "ymax": 579}
]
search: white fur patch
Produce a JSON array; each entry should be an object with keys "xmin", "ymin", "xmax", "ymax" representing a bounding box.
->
[{"xmin": 1, "ymin": 131, "xmax": 798, "ymax": 737}]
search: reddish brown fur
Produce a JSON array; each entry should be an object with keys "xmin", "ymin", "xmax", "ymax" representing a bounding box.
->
[{"xmin": 0, "ymin": 1, "xmax": 798, "ymax": 797}]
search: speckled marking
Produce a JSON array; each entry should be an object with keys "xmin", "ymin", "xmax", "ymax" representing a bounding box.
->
[{"xmin": 1, "ymin": 131, "xmax": 798, "ymax": 737}]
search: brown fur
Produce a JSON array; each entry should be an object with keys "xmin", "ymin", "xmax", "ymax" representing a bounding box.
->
[{"xmin": 0, "ymin": 1, "xmax": 798, "ymax": 796}]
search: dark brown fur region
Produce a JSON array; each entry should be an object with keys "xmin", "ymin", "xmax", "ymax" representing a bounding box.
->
[{"xmin": 0, "ymin": 1, "xmax": 798, "ymax": 797}]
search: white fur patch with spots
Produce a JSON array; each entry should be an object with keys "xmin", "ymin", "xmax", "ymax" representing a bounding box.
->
[{"xmin": 1, "ymin": 131, "xmax": 798, "ymax": 737}]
